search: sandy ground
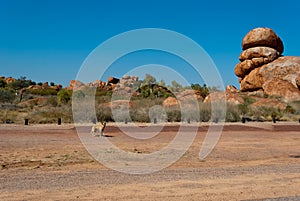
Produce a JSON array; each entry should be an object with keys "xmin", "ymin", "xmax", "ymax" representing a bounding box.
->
[{"xmin": 0, "ymin": 122, "xmax": 300, "ymax": 200}]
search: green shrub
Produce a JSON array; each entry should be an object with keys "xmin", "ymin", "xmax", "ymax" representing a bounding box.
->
[
  {"xmin": 26, "ymin": 88, "xmax": 58, "ymax": 96},
  {"xmin": 226, "ymin": 104, "xmax": 241, "ymax": 122},
  {"xmin": 166, "ymin": 108, "xmax": 181, "ymax": 122},
  {"xmin": 0, "ymin": 78, "xmax": 6, "ymax": 88},
  {"xmin": 57, "ymin": 89, "xmax": 71, "ymax": 104},
  {"xmin": 0, "ymin": 89, "xmax": 16, "ymax": 103},
  {"xmin": 47, "ymin": 96, "xmax": 58, "ymax": 107}
]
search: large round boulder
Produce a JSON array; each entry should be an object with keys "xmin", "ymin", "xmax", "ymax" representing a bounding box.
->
[{"xmin": 242, "ymin": 27, "xmax": 284, "ymax": 54}]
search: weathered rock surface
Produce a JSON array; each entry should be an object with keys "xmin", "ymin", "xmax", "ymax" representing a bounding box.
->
[
  {"xmin": 113, "ymin": 75, "xmax": 139, "ymax": 95},
  {"xmin": 262, "ymin": 80, "xmax": 300, "ymax": 102},
  {"xmin": 162, "ymin": 97, "xmax": 179, "ymax": 107},
  {"xmin": 240, "ymin": 56, "xmax": 300, "ymax": 93},
  {"xmin": 296, "ymin": 75, "xmax": 300, "ymax": 90},
  {"xmin": 204, "ymin": 89, "xmax": 244, "ymax": 105},
  {"xmin": 176, "ymin": 90, "xmax": 202, "ymax": 101},
  {"xmin": 239, "ymin": 46, "xmax": 279, "ymax": 62},
  {"xmin": 251, "ymin": 98, "xmax": 287, "ymax": 110},
  {"xmin": 5, "ymin": 77, "xmax": 16, "ymax": 84},
  {"xmin": 66, "ymin": 80, "xmax": 85, "ymax": 91},
  {"xmin": 86, "ymin": 80, "xmax": 106, "ymax": 88},
  {"xmin": 242, "ymin": 27, "xmax": 284, "ymax": 54},
  {"xmin": 226, "ymin": 85, "xmax": 239, "ymax": 93},
  {"xmin": 50, "ymin": 84, "xmax": 62, "ymax": 91}
]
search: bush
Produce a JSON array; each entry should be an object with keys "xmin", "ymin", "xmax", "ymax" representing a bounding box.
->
[
  {"xmin": 28, "ymin": 106, "xmax": 73, "ymax": 124},
  {"xmin": 130, "ymin": 107, "xmax": 150, "ymax": 122},
  {"xmin": 26, "ymin": 88, "xmax": 58, "ymax": 96},
  {"xmin": 226, "ymin": 104, "xmax": 241, "ymax": 122},
  {"xmin": 0, "ymin": 89, "xmax": 16, "ymax": 103},
  {"xmin": 199, "ymin": 102, "xmax": 211, "ymax": 122},
  {"xmin": 96, "ymin": 107, "xmax": 113, "ymax": 122},
  {"xmin": 47, "ymin": 96, "xmax": 58, "ymax": 107},
  {"xmin": 0, "ymin": 78, "xmax": 6, "ymax": 88},
  {"xmin": 166, "ymin": 108, "xmax": 181, "ymax": 122},
  {"xmin": 57, "ymin": 89, "xmax": 71, "ymax": 104}
]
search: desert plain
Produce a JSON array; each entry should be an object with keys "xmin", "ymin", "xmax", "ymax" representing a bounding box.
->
[{"xmin": 1, "ymin": 122, "xmax": 300, "ymax": 201}]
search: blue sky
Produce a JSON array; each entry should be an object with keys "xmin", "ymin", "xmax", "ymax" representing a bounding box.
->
[{"xmin": 0, "ymin": 0, "xmax": 299, "ymax": 88}]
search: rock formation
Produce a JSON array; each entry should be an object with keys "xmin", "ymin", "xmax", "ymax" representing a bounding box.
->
[
  {"xmin": 235, "ymin": 27, "xmax": 300, "ymax": 102},
  {"xmin": 66, "ymin": 80, "xmax": 85, "ymax": 91},
  {"xmin": 4, "ymin": 77, "xmax": 16, "ymax": 84}
]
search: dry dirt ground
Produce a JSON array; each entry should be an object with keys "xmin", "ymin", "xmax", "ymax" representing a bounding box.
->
[{"xmin": 0, "ymin": 122, "xmax": 300, "ymax": 201}]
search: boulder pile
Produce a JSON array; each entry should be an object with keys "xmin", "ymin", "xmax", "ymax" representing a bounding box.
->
[{"xmin": 234, "ymin": 27, "xmax": 300, "ymax": 102}]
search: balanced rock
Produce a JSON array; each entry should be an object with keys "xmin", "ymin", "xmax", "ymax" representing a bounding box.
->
[
  {"xmin": 239, "ymin": 46, "xmax": 279, "ymax": 62},
  {"xmin": 234, "ymin": 55, "xmax": 279, "ymax": 78},
  {"xmin": 242, "ymin": 27, "xmax": 284, "ymax": 54},
  {"xmin": 234, "ymin": 27, "xmax": 300, "ymax": 102}
]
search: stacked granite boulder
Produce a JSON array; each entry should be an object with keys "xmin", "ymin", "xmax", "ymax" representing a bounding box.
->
[
  {"xmin": 234, "ymin": 27, "xmax": 300, "ymax": 102},
  {"xmin": 235, "ymin": 27, "xmax": 283, "ymax": 83}
]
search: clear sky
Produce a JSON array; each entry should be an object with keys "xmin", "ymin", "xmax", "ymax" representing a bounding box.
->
[{"xmin": 0, "ymin": 0, "xmax": 299, "ymax": 88}]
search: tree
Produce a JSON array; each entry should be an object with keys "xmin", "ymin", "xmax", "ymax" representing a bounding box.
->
[
  {"xmin": 142, "ymin": 74, "xmax": 156, "ymax": 86},
  {"xmin": 191, "ymin": 83, "xmax": 209, "ymax": 98},
  {"xmin": 158, "ymin": 80, "xmax": 165, "ymax": 87},
  {"xmin": 0, "ymin": 89, "xmax": 15, "ymax": 103},
  {"xmin": 0, "ymin": 78, "xmax": 6, "ymax": 88},
  {"xmin": 171, "ymin": 80, "xmax": 183, "ymax": 92},
  {"xmin": 57, "ymin": 89, "xmax": 71, "ymax": 104}
]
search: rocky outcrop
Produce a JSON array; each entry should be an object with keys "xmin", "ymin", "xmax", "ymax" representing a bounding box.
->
[
  {"xmin": 242, "ymin": 27, "xmax": 284, "ymax": 54},
  {"xmin": 176, "ymin": 90, "xmax": 203, "ymax": 101},
  {"xmin": 50, "ymin": 84, "xmax": 62, "ymax": 91},
  {"xmin": 66, "ymin": 80, "xmax": 85, "ymax": 91},
  {"xmin": 235, "ymin": 27, "xmax": 300, "ymax": 102},
  {"xmin": 86, "ymin": 80, "xmax": 106, "ymax": 88},
  {"xmin": 114, "ymin": 75, "xmax": 139, "ymax": 94},
  {"xmin": 107, "ymin": 76, "xmax": 120, "ymax": 85},
  {"xmin": 251, "ymin": 98, "xmax": 287, "ymax": 110},
  {"xmin": 204, "ymin": 86, "xmax": 244, "ymax": 105},
  {"xmin": 41, "ymin": 82, "xmax": 49, "ymax": 89},
  {"xmin": 235, "ymin": 47, "xmax": 280, "ymax": 78},
  {"xmin": 5, "ymin": 77, "xmax": 16, "ymax": 84},
  {"xmin": 226, "ymin": 85, "xmax": 238, "ymax": 93},
  {"xmin": 162, "ymin": 97, "xmax": 178, "ymax": 107},
  {"xmin": 296, "ymin": 75, "xmax": 300, "ymax": 90},
  {"xmin": 240, "ymin": 56, "xmax": 300, "ymax": 96},
  {"xmin": 262, "ymin": 80, "xmax": 300, "ymax": 102}
]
